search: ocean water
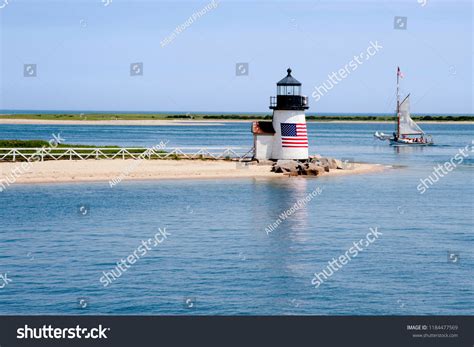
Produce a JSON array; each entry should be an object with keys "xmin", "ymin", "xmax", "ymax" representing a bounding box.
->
[{"xmin": 0, "ymin": 122, "xmax": 472, "ymax": 315}]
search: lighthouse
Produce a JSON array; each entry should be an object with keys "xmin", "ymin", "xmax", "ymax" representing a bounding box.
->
[{"xmin": 252, "ymin": 68, "xmax": 309, "ymax": 161}]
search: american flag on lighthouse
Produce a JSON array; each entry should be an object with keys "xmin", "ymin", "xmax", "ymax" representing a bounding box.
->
[{"xmin": 280, "ymin": 123, "xmax": 308, "ymax": 148}]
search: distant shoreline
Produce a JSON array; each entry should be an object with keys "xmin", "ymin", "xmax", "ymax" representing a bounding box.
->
[
  {"xmin": 0, "ymin": 118, "xmax": 472, "ymax": 126},
  {"xmin": 0, "ymin": 112, "xmax": 473, "ymax": 124}
]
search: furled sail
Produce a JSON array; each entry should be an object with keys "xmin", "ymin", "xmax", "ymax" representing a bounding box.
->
[{"xmin": 398, "ymin": 95, "xmax": 424, "ymax": 135}]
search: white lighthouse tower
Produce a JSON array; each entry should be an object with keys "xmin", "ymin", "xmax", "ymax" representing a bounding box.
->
[{"xmin": 252, "ymin": 68, "xmax": 309, "ymax": 161}]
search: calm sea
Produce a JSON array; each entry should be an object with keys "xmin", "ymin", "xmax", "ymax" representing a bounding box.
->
[{"xmin": 0, "ymin": 122, "xmax": 472, "ymax": 315}]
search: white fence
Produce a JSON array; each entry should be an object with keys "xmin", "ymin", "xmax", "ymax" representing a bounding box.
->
[{"xmin": 0, "ymin": 147, "xmax": 255, "ymax": 162}]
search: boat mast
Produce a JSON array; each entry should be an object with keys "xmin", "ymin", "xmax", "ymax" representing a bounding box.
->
[{"xmin": 396, "ymin": 66, "xmax": 400, "ymax": 138}]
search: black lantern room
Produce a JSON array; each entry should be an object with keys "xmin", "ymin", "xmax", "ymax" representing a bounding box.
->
[{"xmin": 269, "ymin": 68, "xmax": 309, "ymax": 110}]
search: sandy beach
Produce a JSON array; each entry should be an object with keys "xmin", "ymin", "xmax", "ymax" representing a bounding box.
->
[{"xmin": 0, "ymin": 160, "xmax": 387, "ymax": 185}]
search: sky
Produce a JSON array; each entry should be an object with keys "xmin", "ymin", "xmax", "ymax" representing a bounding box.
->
[{"xmin": 0, "ymin": 0, "xmax": 472, "ymax": 114}]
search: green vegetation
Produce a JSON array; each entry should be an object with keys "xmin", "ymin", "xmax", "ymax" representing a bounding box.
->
[
  {"xmin": 307, "ymin": 115, "xmax": 474, "ymax": 122},
  {"xmin": 0, "ymin": 113, "xmax": 473, "ymax": 122},
  {"xmin": 199, "ymin": 114, "xmax": 474, "ymax": 122},
  {"xmin": 0, "ymin": 114, "xmax": 170, "ymax": 121}
]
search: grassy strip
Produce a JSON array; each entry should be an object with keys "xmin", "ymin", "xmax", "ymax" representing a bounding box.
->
[
  {"xmin": 200, "ymin": 115, "xmax": 474, "ymax": 121},
  {"xmin": 0, "ymin": 114, "xmax": 473, "ymax": 121}
]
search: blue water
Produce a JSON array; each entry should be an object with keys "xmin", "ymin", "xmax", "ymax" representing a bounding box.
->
[{"xmin": 0, "ymin": 122, "xmax": 472, "ymax": 315}]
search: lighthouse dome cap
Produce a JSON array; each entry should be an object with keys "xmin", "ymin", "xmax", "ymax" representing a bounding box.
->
[{"xmin": 276, "ymin": 68, "xmax": 301, "ymax": 86}]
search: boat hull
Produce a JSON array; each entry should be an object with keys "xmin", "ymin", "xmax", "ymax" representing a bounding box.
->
[{"xmin": 389, "ymin": 139, "xmax": 433, "ymax": 146}]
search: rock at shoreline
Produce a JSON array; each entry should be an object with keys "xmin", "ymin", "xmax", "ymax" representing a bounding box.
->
[
  {"xmin": 328, "ymin": 158, "xmax": 338, "ymax": 170},
  {"xmin": 272, "ymin": 156, "xmax": 347, "ymax": 176},
  {"xmin": 305, "ymin": 162, "xmax": 326, "ymax": 176},
  {"xmin": 273, "ymin": 160, "xmax": 299, "ymax": 173}
]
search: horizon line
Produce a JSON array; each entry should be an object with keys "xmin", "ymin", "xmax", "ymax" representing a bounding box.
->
[{"xmin": 1, "ymin": 110, "xmax": 473, "ymax": 116}]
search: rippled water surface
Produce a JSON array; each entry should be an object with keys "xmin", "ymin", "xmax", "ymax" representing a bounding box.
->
[{"xmin": 0, "ymin": 122, "xmax": 472, "ymax": 314}]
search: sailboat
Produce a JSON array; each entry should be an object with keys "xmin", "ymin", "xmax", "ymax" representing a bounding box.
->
[{"xmin": 374, "ymin": 67, "xmax": 433, "ymax": 146}]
